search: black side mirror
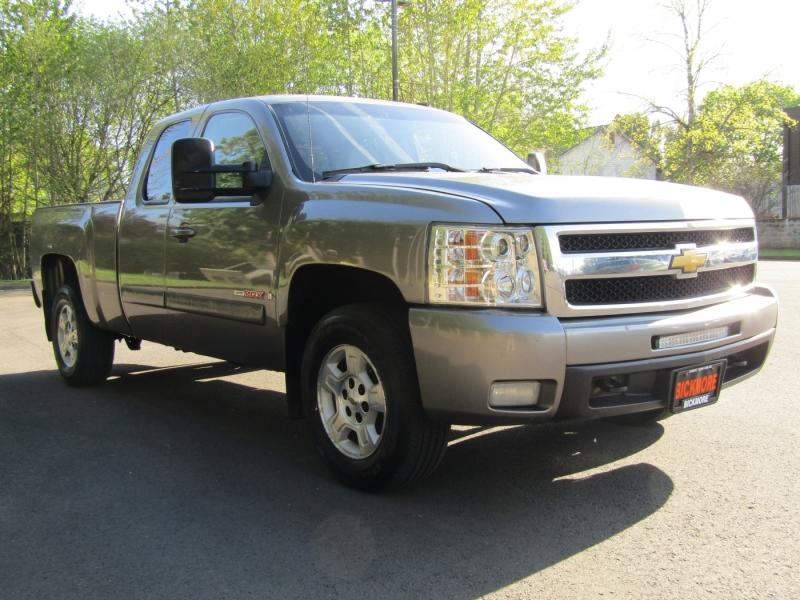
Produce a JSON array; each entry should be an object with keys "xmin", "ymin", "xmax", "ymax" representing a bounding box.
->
[
  {"xmin": 172, "ymin": 138, "xmax": 215, "ymax": 202},
  {"xmin": 171, "ymin": 137, "xmax": 273, "ymax": 203}
]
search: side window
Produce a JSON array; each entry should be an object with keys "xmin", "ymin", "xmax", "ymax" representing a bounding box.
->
[
  {"xmin": 144, "ymin": 120, "xmax": 193, "ymax": 203},
  {"xmin": 202, "ymin": 112, "xmax": 269, "ymax": 188}
]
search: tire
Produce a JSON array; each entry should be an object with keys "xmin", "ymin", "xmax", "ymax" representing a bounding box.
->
[
  {"xmin": 50, "ymin": 284, "xmax": 115, "ymax": 386},
  {"xmin": 301, "ymin": 304, "xmax": 449, "ymax": 491}
]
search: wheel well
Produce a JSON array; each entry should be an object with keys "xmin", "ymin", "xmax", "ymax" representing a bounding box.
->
[
  {"xmin": 41, "ymin": 255, "xmax": 80, "ymax": 340},
  {"xmin": 284, "ymin": 265, "xmax": 408, "ymax": 418}
]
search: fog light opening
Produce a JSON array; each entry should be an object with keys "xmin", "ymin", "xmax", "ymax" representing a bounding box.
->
[{"xmin": 592, "ymin": 375, "xmax": 629, "ymax": 396}]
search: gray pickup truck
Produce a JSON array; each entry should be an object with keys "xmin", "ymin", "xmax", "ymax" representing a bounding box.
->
[{"xmin": 30, "ymin": 96, "xmax": 777, "ymax": 489}]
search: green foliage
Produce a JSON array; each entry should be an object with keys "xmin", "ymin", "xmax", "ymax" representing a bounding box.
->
[
  {"xmin": 607, "ymin": 114, "xmax": 664, "ymax": 173},
  {"xmin": 611, "ymin": 81, "xmax": 800, "ymax": 216},
  {"xmin": 0, "ymin": 0, "xmax": 603, "ymax": 278},
  {"xmin": 607, "ymin": 0, "xmax": 799, "ymax": 217},
  {"xmin": 398, "ymin": 0, "xmax": 604, "ymax": 155},
  {"xmin": 760, "ymin": 248, "xmax": 800, "ymax": 259},
  {"xmin": 688, "ymin": 82, "xmax": 800, "ymax": 199}
]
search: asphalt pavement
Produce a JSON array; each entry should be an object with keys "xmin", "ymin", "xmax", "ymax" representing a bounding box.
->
[{"xmin": 1, "ymin": 262, "xmax": 798, "ymax": 599}]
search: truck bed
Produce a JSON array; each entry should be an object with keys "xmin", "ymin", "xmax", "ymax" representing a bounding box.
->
[{"xmin": 30, "ymin": 201, "xmax": 128, "ymax": 334}]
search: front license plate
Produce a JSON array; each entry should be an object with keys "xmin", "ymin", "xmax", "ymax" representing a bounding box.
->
[{"xmin": 671, "ymin": 360, "xmax": 726, "ymax": 413}]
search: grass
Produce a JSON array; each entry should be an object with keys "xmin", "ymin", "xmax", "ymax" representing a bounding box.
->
[
  {"xmin": 759, "ymin": 248, "xmax": 800, "ymax": 259},
  {"xmin": 0, "ymin": 279, "xmax": 31, "ymax": 289}
]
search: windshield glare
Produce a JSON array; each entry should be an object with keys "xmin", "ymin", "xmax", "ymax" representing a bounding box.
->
[{"xmin": 271, "ymin": 100, "xmax": 530, "ymax": 181}]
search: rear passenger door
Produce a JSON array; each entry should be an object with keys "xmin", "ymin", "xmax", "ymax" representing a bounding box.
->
[{"xmin": 164, "ymin": 110, "xmax": 283, "ymax": 365}]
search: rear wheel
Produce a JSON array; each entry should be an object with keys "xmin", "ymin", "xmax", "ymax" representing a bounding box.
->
[
  {"xmin": 51, "ymin": 284, "xmax": 115, "ymax": 386},
  {"xmin": 301, "ymin": 304, "xmax": 449, "ymax": 490}
]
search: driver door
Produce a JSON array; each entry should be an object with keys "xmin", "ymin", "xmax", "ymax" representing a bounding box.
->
[{"xmin": 164, "ymin": 110, "xmax": 283, "ymax": 365}]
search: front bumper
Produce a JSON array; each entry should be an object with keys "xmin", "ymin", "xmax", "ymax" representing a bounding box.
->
[{"xmin": 409, "ymin": 286, "xmax": 778, "ymax": 424}]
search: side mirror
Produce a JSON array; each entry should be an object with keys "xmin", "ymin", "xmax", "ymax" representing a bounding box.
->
[
  {"xmin": 171, "ymin": 137, "xmax": 273, "ymax": 203},
  {"xmin": 172, "ymin": 138, "xmax": 215, "ymax": 202},
  {"xmin": 526, "ymin": 151, "xmax": 547, "ymax": 175}
]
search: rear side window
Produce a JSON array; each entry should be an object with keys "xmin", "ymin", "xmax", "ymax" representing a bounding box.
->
[{"xmin": 144, "ymin": 120, "xmax": 193, "ymax": 203}]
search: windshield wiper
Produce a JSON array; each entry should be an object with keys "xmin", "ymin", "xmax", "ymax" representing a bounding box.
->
[
  {"xmin": 476, "ymin": 167, "xmax": 538, "ymax": 174},
  {"xmin": 321, "ymin": 162, "xmax": 465, "ymax": 179}
]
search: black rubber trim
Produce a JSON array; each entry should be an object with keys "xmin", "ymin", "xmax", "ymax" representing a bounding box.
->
[
  {"xmin": 557, "ymin": 330, "xmax": 774, "ymax": 419},
  {"xmin": 559, "ymin": 227, "xmax": 755, "ymax": 253},
  {"xmin": 565, "ymin": 264, "xmax": 755, "ymax": 306}
]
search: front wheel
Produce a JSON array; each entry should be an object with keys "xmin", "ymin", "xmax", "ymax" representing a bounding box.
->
[
  {"xmin": 51, "ymin": 284, "xmax": 115, "ymax": 386},
  {"xmin": 301, "ymin": 304, "xmax": 449, "ymax": 490}
]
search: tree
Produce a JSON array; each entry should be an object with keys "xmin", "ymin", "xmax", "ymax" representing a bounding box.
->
[
  {"xmin": 622, "ymin": 0, "xmax": 720, "ymax": 184},
  {"xmin": 612, "ymin": 81, "xmax": 800, "ymax": 215},
  {"xmin": 607, "ymin": 0, "xmax": 800, "ymax": 215},
  {"xmin": 396, "ymin": 0, "xmax": 605, "ymax": 155},
  {"xmin": 0, "ymin": 0, "xmax": 604, "ymax": 278},
  {"xmin": 0, "ymin": 0, "xmax": 175, "ymax": 277},
  {"xmin": 611, "ymin": 80, "xmax": 800, "ymax": 215},
  {"xmin": 0, "ymin": 0, "xmax": 76, "ymax": 278},
  {"xmin": 687, "ymin": 82, "xmax": 800, "ymax": 214}
]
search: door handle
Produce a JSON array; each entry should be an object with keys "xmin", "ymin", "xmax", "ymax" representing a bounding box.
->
[{"xmin": 171, "ymin": 225, "xmax": 197, "ymax": 243}]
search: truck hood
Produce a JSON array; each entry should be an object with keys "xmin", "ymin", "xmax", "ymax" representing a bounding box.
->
[{"xmin": 340, "ymin": 173, "xmax": 754, "ymax": 224}]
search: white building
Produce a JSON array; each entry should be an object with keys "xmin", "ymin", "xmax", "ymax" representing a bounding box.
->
[{"xmin": 557, "ymin": 127, "xmax": 657, "ymax": 179}]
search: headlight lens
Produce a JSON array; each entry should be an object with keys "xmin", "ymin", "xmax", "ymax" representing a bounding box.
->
[{"xmin": 428, "ymin": 225, "xmax": 542, "ymax": 307}]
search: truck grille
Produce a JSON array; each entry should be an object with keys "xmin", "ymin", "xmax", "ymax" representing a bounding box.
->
[
  {"xmin": 559, "ymin": 227, "xmax": 754, "ymax": 253},
  {"xmin": 565, "ymin": 264, "xmax": 755, "ymax": 305},
  {"xmin": 536, "ymin": 220, "xmax": 759, "ymax": 317}
]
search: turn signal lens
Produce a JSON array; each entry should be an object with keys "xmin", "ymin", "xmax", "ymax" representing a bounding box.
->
[{"xmin": 428, "ymin": 225, "xmax": 542, "ymax": 307}]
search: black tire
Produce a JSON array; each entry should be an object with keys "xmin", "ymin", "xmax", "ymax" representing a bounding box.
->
[
  {"xmin": 607, "ymin": 408, "xmax": 669, "ymax": 425},
  {"xmin": 50, "ymin": 284, "xmax": 115, "ymax": 386},
  {"xmin": 301, "ymin": 304, "xmax": 449, "ymax": 491}
]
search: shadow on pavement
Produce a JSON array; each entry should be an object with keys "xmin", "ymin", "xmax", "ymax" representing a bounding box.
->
[{"xmin": 0, "ymin": 361, "xmax": 673, "ymax": 600}]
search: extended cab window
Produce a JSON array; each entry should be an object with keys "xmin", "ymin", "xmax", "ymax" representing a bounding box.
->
[
  {"xmin": 202, "ymin": 112, "xmax": 269, "ymax": 189},
  {"xmin": 145, "ymin": 120, "xmax": 193, "ymax": 203}
]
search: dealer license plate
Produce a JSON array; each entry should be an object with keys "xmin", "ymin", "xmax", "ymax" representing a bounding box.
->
[{"xmin": 671, "ymin": 360, "xmax": 726, "ymax": 413}]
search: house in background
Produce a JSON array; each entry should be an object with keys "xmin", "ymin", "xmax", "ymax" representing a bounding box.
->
[{"xmin": 557, "ymin": 126, "xmax": 657, "ymax": 179}]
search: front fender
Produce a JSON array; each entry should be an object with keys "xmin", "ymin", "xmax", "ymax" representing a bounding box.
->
[{"xmin": 275, "ymin": 185, "xmax": 501, "ymax": 324}]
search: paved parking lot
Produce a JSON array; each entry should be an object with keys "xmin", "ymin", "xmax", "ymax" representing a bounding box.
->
[{"xmin": 1, "ymin": 261, "xmax": 798, "ymax": 599}]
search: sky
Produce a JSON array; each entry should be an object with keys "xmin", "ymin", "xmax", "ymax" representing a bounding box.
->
[
  {"xmin": 563, "ymin": 0, "xmax": 800, "ymax": 124},
  {"xmin": 73, "ymin": 0, "xmax": 800, "ymax": 125}
]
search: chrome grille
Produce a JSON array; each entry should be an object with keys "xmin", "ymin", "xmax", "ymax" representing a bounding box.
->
[{"xmin": 535, "ymin": 220, "xmax": 759, "ymax": 317}]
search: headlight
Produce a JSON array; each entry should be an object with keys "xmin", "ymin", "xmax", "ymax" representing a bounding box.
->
[{"xmin": 428, "ymin": 225, "xmax": 542, "ymax": 307}]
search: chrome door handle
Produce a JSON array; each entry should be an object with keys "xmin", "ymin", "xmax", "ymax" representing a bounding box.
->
[{"xmin": 171, "ymin": 226, "xmax": 197, "ymax": 243}]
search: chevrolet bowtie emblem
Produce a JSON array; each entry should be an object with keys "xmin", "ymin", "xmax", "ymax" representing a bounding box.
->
[{"xmin": 670, "ymin": 247, "xmax": 708, "ymax": 278}]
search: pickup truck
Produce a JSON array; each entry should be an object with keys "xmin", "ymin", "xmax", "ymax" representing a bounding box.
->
[{"xmin": 30, "ymin": 96, "xmax": 778, "ymax": 489}]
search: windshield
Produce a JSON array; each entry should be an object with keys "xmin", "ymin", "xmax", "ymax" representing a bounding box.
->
[{"xmin": 271, "ymin": 100, "xmax": 531, "ymax": 182}]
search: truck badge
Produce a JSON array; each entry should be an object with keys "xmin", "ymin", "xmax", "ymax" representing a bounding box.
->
[
  {"xmin": 669, "ymin": 247, "xmax": 707, "ymax": 278},
  {"xmin": 233, "ymin": 289, "xmax": 267, "ymax": 300}
]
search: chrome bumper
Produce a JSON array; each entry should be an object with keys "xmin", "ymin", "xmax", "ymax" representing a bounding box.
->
[{"xmin": 409, "ymin": 286, "xmax": 778, "ymax": 424}]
